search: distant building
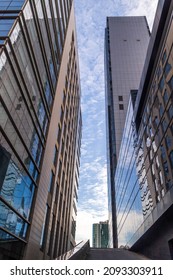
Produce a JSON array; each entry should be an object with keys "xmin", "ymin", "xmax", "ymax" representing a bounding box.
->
[
  {"xmin": 92, "ymin": 221, "xmax": 109, "ymax": 248},
  {"xmin": 105, "ymin": 16, "xmax": 150, "ymax": 247},
  {"xmin": 114, "ymin": 0, "xmax": 173, "ymax": 259},
  {"xmin": 0, "ymin": 0, "xmax": 82, "ymax": 260}
]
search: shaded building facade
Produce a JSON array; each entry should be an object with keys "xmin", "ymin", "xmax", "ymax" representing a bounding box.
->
[
  {"xmin": 105, "ymin": 16, "xmax": 150, "ymax": 247},
  {"xmin": 0, "ymin": 0, "xmax": 82, "ymax": 259},
  {"xmin": 92, "ymin": 221, "xmax": 109, "ymax": 248},
  {"xmin": 115, "ymin": 0, "xmax": 173, "ymax": 259}
]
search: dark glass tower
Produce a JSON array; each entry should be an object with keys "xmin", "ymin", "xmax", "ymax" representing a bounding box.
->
[
  {"xmin": 105, "ymin": 16, "xmax": 150, "ymax": 247},
  {"xmin": 0, "ymin": 0, "xmax": 81, "ymax": 260}
]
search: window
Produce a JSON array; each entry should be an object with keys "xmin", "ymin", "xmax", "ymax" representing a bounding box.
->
[
  {"xmin": 0, "ymin": 200, "xmax": 28, "ymax": 239},
  {"xmin": 160, "ymin": 145, "xmax": 166, "ymax": 160},
  {"xmin": 152, "ymin": 141, "xmax": 157, "ymax": 152},
  {"xmin": 119, "ymin": 104, "xmax": 124, "ymax": 110},
  {"xmin": 159, "ymin": 103, "xmax": 164, "ymax": 117},
  {"xmin": 168, "ymin": 76, "xmax": 173, "ymax": 90},
  {"xmin": 168, "ymin": 105, "xmax": 173, "ymax": 119},
  {"xmin": 147, "ymin": 103, "xmax": 150, "ymax": 114},
  {"xmin": 162, "ymin": 50, "xmax": 167, "ymax": 65},
  {"xmin": 58, "ymin": 160, "xmax": 62, "ymax": 180},
  {"xmin": 166, "ymin": 180, "xmax": 172, "ymax": 190},
  {"xmin": 64, "ymin": 123, "xmax": 67, "ymax": 137},
  {"xmin": 169, "ymin": 150, "xmax": 173, "ymax": 168},
  {"xmin": 165, "ymin": 135, "xmax": 172, "ymax": 150},
  {"xmin": 150, "ymin": 149, "xmax": 153, "ymax": 160},
  {"xmin": 57, "ymin": 124, "xmax": 61, "ymax": 144},
  {"xmin": 156, "ymin": 156, "xmax": 160, "ymax": 168},
  {"xmin": 0, "ymin": 158, "xmax": 35, "ymax": 220},
  {"xmin": 53, "ymin": 146, "xmax": 58, "ymax": 166},
  {"xmin": 55, "ymin": 183, "xmax": 59, "ymax": 203},
  {"xmin": 154, "ymin": 95, "xmax": 159, "ymax": 108},
  {"xmin": 61, "ymin": 140, "xmax": 64, "ymax": 156},
  {"xmin": 154, "ymin": 178, "xmax": 158, "ymax": 191},
  {"xmin": 154, "ymin": 116, "xmax": 159, "ymax": 127},
  {"xmin": 48, "ymin": 171, "xmax": 54, "ymax": 192},
  {"xmin": 150, "ymin": 127, "xmax": 154, "ymax": 137},
  {"xmin": 157, "ymin": 66, "xmax": 161, "ymax": 79},
  {"xmin": 164, "ymin": 62, "xmax": 171, "ymax": 77},
  {"xmin": 48, "ymin": 214, "xmax": 55, "ymax": 256},
  {"xmin": 118, "ymin": 96, "xmax": 123, "ymax": 101},
  {"xmin": 159, "ymin": 77, "xmax": 165, "ymax": 92},
  {"xmin": 60, "ymin": 107, "xmax": 64, "ymax": 124},
  {"xmin": 163, "ymin": 90, "xmax": 169, "ymax": 104},
  {"xmin": 161, "ymin": 118, "xmax": 168, "ymax": 133},
  {"xmin": 44, "ymin": 80, "xmax": 52, "ymax": 108},
  {"xmin": 64, "ymin": 152, "xmax": 67, "ymax": 167},
  {"xmin": 40, "ymin": 205, "xmax": 48, "ymax": 248},
  {"xmin": 163, "ymin": 161, "xmax": 169, "ymax": 177},
  {"xmin": 63, "ymin": 92, "xmax": 66, "ymax": 106}
]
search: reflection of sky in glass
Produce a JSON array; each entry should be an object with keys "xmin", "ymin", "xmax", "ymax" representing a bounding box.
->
[
  {"xmin": 0, "ymin": 1, "xmax": 25, "ymax": 43},
  {"xmin": 0, "ymin": 200, "xmax": 28, "ymax": 239},
  {"xmin": 0, "ymin": 0, "xmax": 25, "ymax": 11},
  {"xmin": 0, "ymin": 229, "xmax": 16, "ymax": 241},
  {"xmin": 115, "ymin": 98, "xmax": 144, "ymax": 246},
  {"xmin": 0, "ymin": 160, "xmax": 35, "ymax": 220}
]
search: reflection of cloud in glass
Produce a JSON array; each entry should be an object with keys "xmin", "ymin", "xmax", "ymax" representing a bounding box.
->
[
  {"xmin": 0, "ymin": 160, "xmax": 35, "ymax": 220},
  {"xmin": 115, "ymin": 99, "xmax": 144, "ymax": 246},
  {"xmin": 0, "ymin": 51, "xmax": 7, "ymax": 71},
  {"xmin": 117, "ymin": 210, "xmax": 143, "ymax": 246}
]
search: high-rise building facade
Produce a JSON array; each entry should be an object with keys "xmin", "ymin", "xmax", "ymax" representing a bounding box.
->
[
  {"xmin": 0, "ymin": 0, "xmax": 82, "ymax": 260},
  {"xmin": 105, "ymin": 16, "xmax": 150, "ymax": 247},
  {"xmin": 114, "ymin": 0, "xmax": 173, "ymax": 259},
  {"xmin": 92, "ymin": 221, "xmax": 109, "ymax": 248}
]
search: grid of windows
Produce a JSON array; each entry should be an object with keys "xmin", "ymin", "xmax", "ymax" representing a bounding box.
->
[
  {"xmin": 0, "ymin": 0, "xmax": 78, "ymax": 260},
  {"xmin": 37, "ymin": 34, "xmax": 81, "ymax": 259},
  {"xmin": 116, "ymin": 15, "xmax": 173, "ymax": 248},
  {"xmin": 138, "ymin": 19, "xmax": 173, "ymax": 208}
]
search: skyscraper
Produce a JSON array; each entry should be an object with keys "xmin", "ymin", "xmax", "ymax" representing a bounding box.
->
[
  {"xmin": 92, "ymin": 221, "xmax": 109, "ymax": 248},
  {"xmin": 0, "ymin": 0, "xmax": 81, "ymax": 260},
  {"xmin": 111, "ymin": 0, "xmax": 173, "ymax": 259},
  {"xmin": 105, "ymin": 16, "xmax": 150, "ymax": 247}
]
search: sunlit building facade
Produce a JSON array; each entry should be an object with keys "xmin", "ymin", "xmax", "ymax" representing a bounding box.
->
[
  {"xmin": 0, "ymin": 0, "xmax": 81, "ymax": 259},
  {"xmin": 115, "ymin": 0, "xmax": 173, "ymax": 259},
  {"xmin": 105, "ymin": 16, "xmax": 150, "ymax": 247}
]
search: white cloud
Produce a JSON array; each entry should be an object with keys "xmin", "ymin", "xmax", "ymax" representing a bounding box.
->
[
  {"xmin": 124, "ymin": 0, "xmax": 158, "ymax": 29},
  {"xmin": 76, "ymin": 160, "xmax": 108, "ymax": 244},
  {"xmin": 74, "ymin": 0, "xmax": 158, "ymax": 245}
]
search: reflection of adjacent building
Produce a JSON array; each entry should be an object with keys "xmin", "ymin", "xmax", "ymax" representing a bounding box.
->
[
  {"xmin": 0, "ymin": 0, "xmax": 82, "ymax": 260},
  {"xmin": 114, "ymin": 0, "xmax": 173, "ymax": 259},
  {"xmin": 115, "ymin": 96, "xmax": 145, "ymax": 246},
  {"xmin": 92, "ymin": 221, "xmax": 109, "ymax": 248},
  {"xmin": 105, "ymin": 16, "xmax": 150, "ymax": 248}
]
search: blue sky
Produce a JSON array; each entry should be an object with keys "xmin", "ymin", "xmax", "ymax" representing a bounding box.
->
[{"xmin": 74, "ymin": 0, "xmax": 158, "ymax": 245}]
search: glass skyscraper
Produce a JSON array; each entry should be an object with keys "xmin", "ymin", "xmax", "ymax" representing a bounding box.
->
[
  {"xmin": 92, "ymin": 221, "xmax": 109, "ymax": 248},
  {"xmin": 0, "ymin": 0, "xmax": 82, "ymax": 260},
  {"xmin": 105, "ymin": 16, "xmax": 150, "ymax": 248},
  {"xmin": 108, "ymin": 0, "xmax": 173, "ymax": 259}
]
